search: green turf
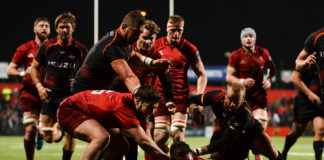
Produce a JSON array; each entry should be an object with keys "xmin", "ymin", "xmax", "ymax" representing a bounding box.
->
[{"xmin": 0, "ymin": 136, "xmax": 319, "ymax": 160}]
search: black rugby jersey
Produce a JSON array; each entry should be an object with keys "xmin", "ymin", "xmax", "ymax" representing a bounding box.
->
[
  {"xmin": 72, "ymin": 29, "xmax": 131, "ymax": 93},
  {"xmin": 294, "ymin": 65, "xmax": 320, "ymax": 99},
  {"xmin": 189, "ymin": 90, "xmax": 262, "ymax": 134},
  {"xmin": 34, "ymin": 36, "xmax": 87, "ymax": 97},
  {"xmin": 304, "ymin": 27, "xmax": 324, "ymax": 96}
]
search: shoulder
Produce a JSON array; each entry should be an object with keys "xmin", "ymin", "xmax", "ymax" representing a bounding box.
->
[
  {"xmin": 179, "ymin": 38, "xmax": 198, "ymax": 52},
  {"xmin": 16, "ymin": 40, "xmax": 34, "ymax": 51},
  {"xmin": 73, "ymin": 39, "xmax": 87, "ymax": 49},
  {"xmin": 43, "ymin": 38, "xmax": 58, "ymax": 47}
]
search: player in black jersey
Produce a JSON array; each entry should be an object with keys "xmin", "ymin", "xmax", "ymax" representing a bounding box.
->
[
  {"xmin": 283, "ymin": 27, "xmax": 324, "ymax": 160},
  {"xmin": 188, "ymin": 83, "xmax": 283, "ymax": 160},
  {"xmin": 30, "ymin": 12, "xmax": 88, "ymax": 160}
]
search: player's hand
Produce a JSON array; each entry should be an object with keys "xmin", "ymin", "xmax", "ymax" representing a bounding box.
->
[
  {"xmin": 243, "ymin": 78, "xmax": 255, "ymax": 88},
  {"xmin": 38, "ymin": 87, "xmax": 51, "ymax": 103},
  {"xmin": 304, "ymin": 52, "xmax": 316, "ymax": 65},
  {"xmin": 262, "ymin": 79, "xmax": 271, "ymax": 90},
  {"xmin": 166, "ymin": 102, "xmax": 176, "ymax": 114},
  {"xmin": 307, "ymin": 91, "xmax": 321, "ymax": 105},
  {"xmin": 152, "ymin": 59, "xmax": 171, "ymax": 69},
  {"xmin": 192, "ymin": 106, "xmax": 204, "ymax": 125},
  {"xmin": 25, "ymin": 67, "xmax": 32, "ymax": 75}
]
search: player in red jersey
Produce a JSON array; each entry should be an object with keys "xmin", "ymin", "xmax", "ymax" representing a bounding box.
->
[
  {"xmin": 226, "ymin": 27, "xmax": 276, "ymax": 160},
  {"xmin": 57, "ymin": 85, "xmax": 170, "ymax": 160},
  {"xmin": 7, "ymin": 17, "xmax": 50, "ymax": 160},
  {"xmin": 152, "ymin": 14, "xmax": 207, "ymax": 156},
  {"xmin": 122, "ymin": 19, "xmax": 176, "ymax": 160},
  {"xmin": 31, "ymin": 12, "xmax": 88, "ymax": 160},
  {"xmin": 170, "ymin": 141, "xmax": 206, "ymax": 160}
]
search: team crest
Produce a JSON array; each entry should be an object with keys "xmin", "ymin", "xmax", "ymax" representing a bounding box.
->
[{"xmin": 27, "ymin": 53, "xmax": 34, "ymax": 58}]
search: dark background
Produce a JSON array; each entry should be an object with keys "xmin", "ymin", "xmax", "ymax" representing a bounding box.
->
[{"xmin": 1, "ymin": 0, "xmax": 324, "ymax": 72}]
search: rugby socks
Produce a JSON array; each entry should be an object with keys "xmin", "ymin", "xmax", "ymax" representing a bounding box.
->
[
  {"xmin": 282, "ymin": 134, "xmax": 296, "ymax": 158},
  {"xmin": 24, "ymin": 139, "xmax": 35, "ymax": 160},
  {"xmin": 313, "ymin": 141, "xmax": 323, "ymax": 160},
  {"xmin": 62, "ymin": 148, "xmax": 73, "ymax": 160}
]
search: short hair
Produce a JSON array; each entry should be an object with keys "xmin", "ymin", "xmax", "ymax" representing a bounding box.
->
[
  {"xmin": 226, "ymin": 82, "xmax": 246, "ymax": 96},
  {"xmin": 168, "ymin": 15, "xmax": 184, "ymax": 26},
  {"xmin": 34, "ymin": 17, "xmax": 50, "ymax": 28},
  {"xmin": 54, "ymin": 12, "xmax": 76, "ymax": 29},
  {"xmin": 170, "ymin": 141, "xmax": 192, "ymax": 160},
  {"xmin": 122, "ymin": 10, "xmax": 146, "ymax": 27},
  {"xmin": 133, "ymin": 85, "xmax": 161, "ymax": 103},
  {"xmin": 144, "ymin": 20, "xmax": 160, "ymax": 35}
]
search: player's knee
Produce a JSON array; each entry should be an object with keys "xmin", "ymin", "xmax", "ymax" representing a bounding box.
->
[
  {"xmin": 39, "ymin": 123, "xmax": 56, "ymax": 143},
  {"xmin": 23, "ymin": 114, "xmax": 37, "ymax": 126},
  {"xmin": 95, "ymin": 135, "xmax": 110, "ymax": 150},
  {"xmin": 171, "ymin": 119, "xmax": 187, "ymax": 132},
  {"xmin": 154, "ymin": 120, "xmax": 170, "ymax": 133}
]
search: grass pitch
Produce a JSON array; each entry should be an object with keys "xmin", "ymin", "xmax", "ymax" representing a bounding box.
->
[{"xmin": 0, "ymin": 136, "xmax": 319, "ymax": 160}]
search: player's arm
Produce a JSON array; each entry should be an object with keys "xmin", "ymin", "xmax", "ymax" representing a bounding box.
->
[
  {"xmin": 7, "ymin": 62, "xmax": 28, "ymax": 77},
  {"xmin": 134, "ymin": 51, "xmax": 170, "ymax": 69},
  {"xmin": 192, "ymin": 60, "xmax": 207, "ymax": 94},
  {"xmin": 263, "ymin": 60, "xmax": 276, "ymax": 89},
  {"xmin": 111, "ymin": 59, "xmax": 141, "ymax": 93},
  {"xmin": 30, "ymin": 59, "xmax": 51, "ymax": 103},
  {"xmin": 295, "ymin": 50, "xmax": 316, "ymax": 71},
  {"xmin": 291, "ymin": 70, "xmax": 320, "ymax": 104},
  {"xmin": 193, "ymin": 127, "xmax": 241, "ymax": 156},
  {"xmin": 157, "ymin": 70, "xmax": 176, "ymax": 113},
  {"xmin": 123, "ymin": 126, "xmax": 170, "ymax": 159}
]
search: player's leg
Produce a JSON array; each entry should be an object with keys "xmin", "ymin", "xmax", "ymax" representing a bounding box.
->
[
  {"xmin": 281, "ymin": 122, "xmax": 308, "ymax": 159},
  {"xmin": 73, "ymin": 119, "xmax": 110, "ymax": 160},
  {"xmin": 102, "ymin": 128, "xmax": 130, "ymax": 160},
  {"xmin": 39, "ymin": 114, "xmax": 64, "ymax": 143},
  {"xmin": 313, "ymin": 116, "xmax": 324, "ymax": 160},
  {"xmin": 23, "ymin": 110, "xmax": 38, "ymax": 160},
  {"xmin": 252, "ymin": 107, "xmax": 268, "ymax": 160},
  {"xmin": 145, "ymin": 115, "xmax": 170, "ymax": 160},
  {"xmin": 170, "ymin": 103, "xmax": 189, "ymax": 143},
  {"xmin": 62, "ymin": 132, "xmax": 76, "ymax": 160},
  {"xmin": 251, "ymin": 132, "xmax": 283, "ymax": 160}
]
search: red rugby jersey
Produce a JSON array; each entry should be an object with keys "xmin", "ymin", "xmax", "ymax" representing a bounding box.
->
[
  {"xmin": 153, "ymin": 37, "xmax": 199, "ymax": 101},
  {"xmin": 11, "ymin": 40, "xmax": 43, "ymax": 85},
  {"xmin": 228, "ymin": 46, "xmax": 271, "ymax": 106},
  {"xmin": 66, "ymin": 90, "xmax": 146, "ymax": 129}
]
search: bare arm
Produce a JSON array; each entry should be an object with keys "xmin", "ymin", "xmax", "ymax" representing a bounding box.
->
[
  {"xmin": 291, "ymin": 71, "xmax": 320, "ymax": 105},
  {"xmin": 111, "ymin": 59, "xmax": 141, "ymax": 93},
  {"xmin": 226, "ymin": 66, "xmax": 255, "ymax": 87},
  {"xmin": 30, "ymin": 60, "xmax": 51, "ymax": 103},
  {"xmin": 295, "ymin": 50, "xmax": 316, "ymax": 71},
  {"xmin": 7, "ymin": 62, "xmax": 29, "ymax": 77},
  {"xmin": 192, "ymin": 60, "xmax": 207, "ymax": 94},
  {"xmin": 262, "ymin": 60, "xmax": 276, "ymax": 89},
  {"xmin": 123, "ymin": 126, "xmax": 170, "ymax": 159}
]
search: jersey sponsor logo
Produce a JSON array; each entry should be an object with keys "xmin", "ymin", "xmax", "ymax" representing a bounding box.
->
[
  {"xmin": 59, "ymin": 51, "xmax": 66, "ymax": 54},
  {"xmin": 47, "ymin": 61, "xmax": 76, "ymax": 69},
  {"xmin": 319, "ymin": 51, "xmax": 324, "ymax": 58},
  {"xmin": 27, "ymin": 53, "xmax": 35, "ymax": 58},
  {"xmin": 69, "ymin": 54, "xmax": 76, "ymax": 60}
]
